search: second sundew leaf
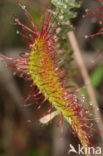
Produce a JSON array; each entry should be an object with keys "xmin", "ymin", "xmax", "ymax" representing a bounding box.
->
[{"xmin": 1, "ymin": 1, "xmax": 97, "ymax": 152}]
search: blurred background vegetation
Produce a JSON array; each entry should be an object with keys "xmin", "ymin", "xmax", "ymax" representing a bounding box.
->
[{"xmin": 0, "ymin": 0, "xmax": 103, "ymax": 156}]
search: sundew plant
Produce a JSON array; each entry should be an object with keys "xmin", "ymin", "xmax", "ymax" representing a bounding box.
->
[{"xmin": 1, "ymin": 0, "xmax": 102, "ymax": 154}]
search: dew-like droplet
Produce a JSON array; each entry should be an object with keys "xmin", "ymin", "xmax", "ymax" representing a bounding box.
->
[
  {"xmin": 99, "ymin": 21, "xmax": 103, "ymax": 25},
  {"xmin": 27, "ymin": 120, "xmax": 31, "ymax": 123},
  {"xmin": 85, "ymin": 35, "xmax": 89, "ymax": 39},
  {"xmin": 15, "ymin": 18, "xmax": 19, "ymax": 22},
  {"xmin": 86, "ymin": 110, "xmax": 89, "ymax": 114},
  {"xmin": 85, "ymin": 9, "xmax": 89, "ymax": 12},
  {"xmin": 16, "ymin": 30, "xmax": 20, "ymax": 34},
  {"xmin": 96, "ymin": 106, "xmax": 99, "ymax": 111},
  {"xmin": 22, "ymin": 5, "xmax": 26, "ymax": 9},
  {"xmin": 82, "ymin": 15, "xmax": 85, "ymax": 18}
]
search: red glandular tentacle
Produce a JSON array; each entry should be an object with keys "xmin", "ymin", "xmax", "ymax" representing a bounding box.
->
[
  {"xmin": 35, "ymin": 98, "xmax": 48, "ymax": 112},
  {"xmin": 41, "ymin": 13, "xmax": 52, "ymax": 37},
  {"xmin": 38, "ymin": 102, "xmax": 53, "ymax": 118},
  {"xmin": 16, "ymin": 1, "xmax": 39, "ymax": 35}
]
